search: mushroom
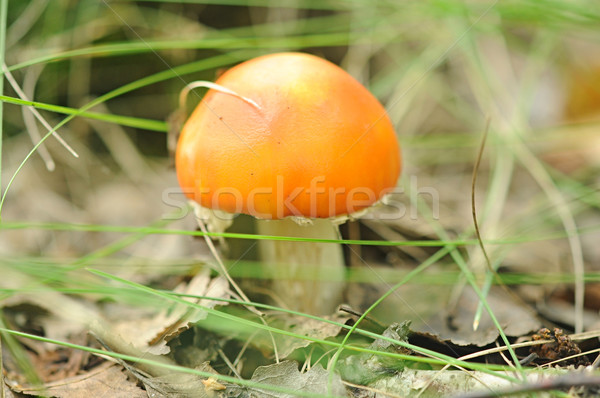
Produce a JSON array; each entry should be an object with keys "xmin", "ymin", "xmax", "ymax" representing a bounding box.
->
[{"xmin": 176, "ymin": 52, "xmax": 401, "ymax": 315}]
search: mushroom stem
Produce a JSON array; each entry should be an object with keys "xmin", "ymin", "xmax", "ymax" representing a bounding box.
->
[{"xmin": 256, "ymin": 218, "xmax": 345, "ymax": 315}]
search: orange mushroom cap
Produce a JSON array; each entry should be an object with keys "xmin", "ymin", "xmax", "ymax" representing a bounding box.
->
[{"xmin": 176, "ymin": 52, "xmax": 401, "ymax": 220}]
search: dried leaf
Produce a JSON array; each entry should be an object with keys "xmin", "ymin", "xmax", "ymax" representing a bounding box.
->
[
  {"xmin": 338, "ymin": 322, "xmax": 411, "ymax": 385},
  {"xmin": 421, "ymin": 285, "xmax": 541, "ymax": 346},
  {"xmin": 539, "ymin": 292, "xmax": 600, "ymax": 331},
  {"xmin": 228, "ymin": 360, "xmax": 346, "ymax": 398},
  {"xmin": 3, "ymin": 382, "xmax": 19, "ymax": 398},
  {"xmin": 113, "ymin": 270, "xmax": 230, "ymax": 354},
  {"xmin": 367, "ymin": 367, "xmax": 572, "ymax": 397},
  {"xmin": 15, "ymin": 363, "xmax": 146, "ymax": 398},
  {"xmin": 270, "ymin": 313, "xmax": 350, "ymax": 358},
  {"xmin": 2, "ymin": 292, "xmax": 97, "ymax": 343},
  {"xmin": 25, "ymin": 333, "xmax": 92, "ymax": 382},
  {"xmin": 139, "ymin": 362, "xmax": 223, "ymax": 398},
  {"xmin": 144, "ymin": 374, "xmax": 219, "ymax": 398},
  {"xmin": 202, "ymin": 377, "xmax": 226, "ymax": 391}
]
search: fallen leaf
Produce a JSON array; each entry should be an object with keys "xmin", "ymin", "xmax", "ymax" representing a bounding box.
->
[
  {"xmin": 3, "ymin": 382, "xmax": 19, "ymax": 398},
  {"xmin": 15, "ymin": 363, "xmax": 146, "ymax": 398},
  {"xmin": 367, "ymin": 367, "xmax": 573, "ymax": 397},
  {"xmin": 544, "ymin": 286, "xmax": 600, "ymax": 330},
  {"xmin": 139, "ymin": 362, "xmax": 224, "ymax": 398},
  {"xmin": 338, "ymin": 322, "xmax": 412, "ymax": 385},
  {"xmin": 269, "ymin": 312, "xmax": 350, "ymax": 358},
  {"xmin": 113, "ymin": 270, "xmax": 230, "ymax": 354},
  {"xmin": 201, "ymin": 377, "xmax": 226, "ymax": 391},
  {"xmin": 229, "ymin": 360, "xmax": 347, "ymax": 398},
  {"xmin": 420, "ymin": 285, "xmax": 541, "ymax": 346},
  {"xmin": 90, "ymin": 325, "xmax": 225, "ymax": 397},
  {"xmin": 2, "ymin": 291, "xmax": 98, "ymax": 343},
  {"xmin": 26, "ymin": 333, "xmax": 93, "ymax": 382}
]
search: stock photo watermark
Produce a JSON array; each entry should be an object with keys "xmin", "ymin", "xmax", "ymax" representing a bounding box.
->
[{"xmin": 162, "ymin": 175, "xmax": 440, "ymax": 222}]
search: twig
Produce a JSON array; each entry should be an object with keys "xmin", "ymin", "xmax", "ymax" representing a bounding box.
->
[
  {"xmin": 494, "ymin": 340, "xmax": 517, "ymax": 371},
  {"xmin": 592, "ymin": 349, "xmax": 600, "ymax": 370},
  {"xmin": 415, "ymin": 338, "xmax": 555, "ymax": 397},
  {"xmin": 90, "ymin": 331, "xmax": 169, "ymax": 395},
  {"xmin": 217, "ymin": 348, "xmax": 242, "ymax": 379},
  {"xmin": 451, "ymin": 372, "xmax": 600, "ymax": 398},
  {"xmin": 542, "ymin": 347, "xmax": 600, "ymax": 368},
  {"xmin": 518, "ymin": 353, "xmax": 538, "ymax": 366}
]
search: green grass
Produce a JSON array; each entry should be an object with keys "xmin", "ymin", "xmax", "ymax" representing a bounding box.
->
[{"xmin": 1, "ymin": 0, "xmax": 600, "ymax": 396}]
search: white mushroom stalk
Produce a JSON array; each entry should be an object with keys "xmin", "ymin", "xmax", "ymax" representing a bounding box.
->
[
  {"xmin": 256, "ymin": 217, "xmax": 345, "ymax": 315},
  {"xmin": 255, "ymin": 202, "xmax": 370, "ymax": 314},
  {"xmin": 194, "ymin": 202, "xmax": 375, "ymax": 315},
  {"xmin": 192, "ymin": 202, "xmax": 345, "ymax": 315}
]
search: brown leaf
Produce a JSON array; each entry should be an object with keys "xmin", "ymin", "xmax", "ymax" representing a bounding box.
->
[
  {"xmin": 112, "ymin": 270, "xmax": 230, "ymax": 355},
  {"xmin": 137, "ymin": 362, "xmax": 224, "ymax": 398},
  {"xmin": 421, "ymin": 285, "xmax": 541, "ymax": 346},
  {"xmin": 3, "ymin": 382, "xmax": 20, "ymax": 398},
  {"xmin": 15, "ymin": 363, "xmax": 146, "ymax": 398},
  {"xmin": 2, "ymin": 292, "xmax": 97, "ymax": 343}
]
